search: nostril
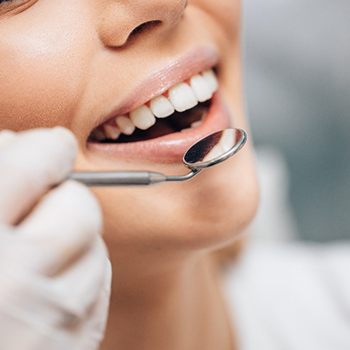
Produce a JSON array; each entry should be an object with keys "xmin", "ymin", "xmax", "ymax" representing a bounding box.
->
[
  {"xmin": 129, "ymin": 20, "xmax": 162, "ymax": 39},
  {"xmin": 102, "ymin": 19, "xmax": 162, "ymax": 49}
]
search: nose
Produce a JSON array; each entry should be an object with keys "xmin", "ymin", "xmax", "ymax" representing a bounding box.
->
[{"xmin": 98, "ymin": 0, "xmax": 188, "ymax": 48}]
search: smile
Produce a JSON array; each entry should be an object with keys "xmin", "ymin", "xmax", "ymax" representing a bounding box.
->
[
  {"xmin": 90, "ymin": 69, "xmax": 218, "ymax": 143},
  {"xmin": 87, "ymin": 48, "xmax": 232, "ymax": 163}
]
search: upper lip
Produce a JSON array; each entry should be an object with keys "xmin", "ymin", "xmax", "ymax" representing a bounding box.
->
[{"xmin": 90, "ymin": 46, "xmax": 219, "ymax": 132}]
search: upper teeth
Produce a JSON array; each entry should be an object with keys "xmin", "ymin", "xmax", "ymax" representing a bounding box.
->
[
  {"xmin": 94, "ymin": 69, "xmax": 218, "ymax": 141},
  {"xmin": 150, "ymin": 95, "xmax": 175, "ymax": 118},
  {"xmin": 168, "ymin": 82, "xmax": 198, "ymax": 112}
]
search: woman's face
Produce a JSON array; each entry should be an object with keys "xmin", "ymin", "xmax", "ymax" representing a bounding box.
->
[{"xmin": 0, "ymin": 0, "xmax": 258, "ymax": 259}]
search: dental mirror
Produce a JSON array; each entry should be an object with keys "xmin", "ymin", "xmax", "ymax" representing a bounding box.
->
[{"xmin": 69, "ymin": 128, "xmax": 247, "ymax": 186}]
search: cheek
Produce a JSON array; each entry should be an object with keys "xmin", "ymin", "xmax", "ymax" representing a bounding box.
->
[
  {"xmin": 191, "ymin": 0, "xmax": 240, "ymax": 36},
  {"xmin": 0, "ymin": 50, "xmax": 78, "ymax": 131},
  {"xmin": 0, "ymin": 3, "xmax": 94, "ymax": 131}
]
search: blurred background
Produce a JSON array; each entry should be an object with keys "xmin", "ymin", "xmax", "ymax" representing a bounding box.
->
[{"xmin": 242, "ymin": 0, "xmax": 350, "ymax": 242}]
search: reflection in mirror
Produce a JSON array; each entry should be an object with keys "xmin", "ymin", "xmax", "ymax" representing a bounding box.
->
[{"xmin": 183, "ymin": 129, "xmax": 247, "ymax": 170}]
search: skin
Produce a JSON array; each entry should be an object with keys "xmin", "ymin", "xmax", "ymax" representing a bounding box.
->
[{"xmin": 0, "ymin": 1, "xmax": 259, "ymax": 349}]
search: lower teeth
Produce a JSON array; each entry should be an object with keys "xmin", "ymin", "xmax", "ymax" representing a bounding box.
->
[
  {"xmin": 191, "ymin": 120, "xmax": 203, "ymax": 128},
  {"xmin": 181, "ymin": 120, "xmax": 203, "ymax": 133}
]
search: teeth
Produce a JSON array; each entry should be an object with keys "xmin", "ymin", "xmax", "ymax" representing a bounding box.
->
[
  {"xmin": 130, "ymin": 105, "xmax": 156, "ymax": 130},
  {"xmin": 190, "ymin": 120, "xmax": 203, "ymax": 129},
  {"xmin": 202, "ymin": 70, "xmax": 218, "ymax": 94},
  {"xmin": 205, "ymin": 144, "xmax": 224, "ymax": 161},
  {"xmin": 190, "ymin": 74, "xmax": 213, "ymax": 102},
  {"xmin": 168, "ymin": 82, "xmax": 198, "ymax": 112},
  {"xmin": 115, "ymin": 116, "xmax": 135, "ymax": 135},
  {"xmin": 180, "ymin": 127, "xmax": 192, "ymax": 133},
  {"xmin": 96, "ymin": 69, "xmax": 219, "ymax": 140},
  {"xmin": 181, "ymin": 120, "xmax": 203, "ymax": 133},
  {"xmin": 104, "ymin": 124, "xmax": 120, "ymax": 140},
  {"xmin": 220, "ymin": 129, "xmax": 235, "ymax": 152},
  {"xmin": 150, "ymin": 95, "xmax": 175, "ymax": 118}
]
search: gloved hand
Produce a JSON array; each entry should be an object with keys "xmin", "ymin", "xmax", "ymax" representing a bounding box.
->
[{"xmin": 0, "ymin": 128, "xmax": 111, "ymax": 350}]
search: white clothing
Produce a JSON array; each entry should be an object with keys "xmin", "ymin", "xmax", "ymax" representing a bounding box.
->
[{"xmin": 223, "ymin": 242, "xmax": 350, "ymax": 350}]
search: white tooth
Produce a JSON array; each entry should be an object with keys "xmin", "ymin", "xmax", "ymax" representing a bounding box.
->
[
  {"xmin": 180, "ymin": 127, "xmax": 192, "ymax": 133},
  {"xmin": 190, "ymin": 120, "xmax": 202, "ymax": 129},
  {"xmin": 204, "ymin": 144, "xmax": 224, "ymax": 161},
  {"xmin": 130, "ymin": 105, "xmax": 156, "ymax": 130},
  {"xmin": 150, "ymin": 95, "xmax": 175, "ymax": 118},
  {"xmin": 168, "ymin": 83, "xmax": 198, "ymax": 112},
  {"xmin": 202, "ymin": 70, "xmax": 218, "ymax": 94},
  {"xmin": 115, "ymin": 115, "xmax": 135, "ymax": 135},
  {"xmin": 92, "ymin": 129, "xmax": 106, "ymax": 141},
  {"xmin": 103, "ymin": 124, "xmax": 121, "ymax": 140},
  {"xmin": 220, "ymin": 129, "xmax": 235, "ymax": 152},
  {"xmin": 190, "ymin": 74, "xmax": 213, "ymax": 102}
]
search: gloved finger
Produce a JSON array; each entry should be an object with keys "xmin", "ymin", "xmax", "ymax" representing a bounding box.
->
[
  {"xmin": 17, "ymin": 180, "xmax": 102, "ymax": 276},
  {"xmin": 50, "ymin": 237, "xmax": 110, "ymax": 325},
  {"xmin": 0, "ymin": 127, "xmax": 77, "ymax": 225},
  {"xmin": 77, "ymin": 249, "xmax": 112, "ymax": 350},
  {"xmin": 0, "ymin": 130, "xmax": 16, "ymax": 149},
  {"xmin": 16, "ymin": 239, "xmax": 111, "ymax": 334}
]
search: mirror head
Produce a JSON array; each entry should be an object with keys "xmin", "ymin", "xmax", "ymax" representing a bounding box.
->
[{"xmin": 183, "ymin": 128, "xmax": 247, "ymax": 171}]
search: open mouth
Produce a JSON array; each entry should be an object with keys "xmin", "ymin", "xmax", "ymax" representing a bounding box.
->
[{"xmin": 89, "ymin": 69, "xmax": 218, "ymax": 144}]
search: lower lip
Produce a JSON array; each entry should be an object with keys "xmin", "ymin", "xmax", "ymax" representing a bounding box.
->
[{"xmin": 87, "ymin": 92, "xmax": 232, "ymax": 163}]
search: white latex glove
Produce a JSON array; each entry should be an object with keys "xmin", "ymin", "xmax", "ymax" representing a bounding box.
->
[{"xmin": 0, "ymin": 128, "xmax": 111, "ymax": 350}]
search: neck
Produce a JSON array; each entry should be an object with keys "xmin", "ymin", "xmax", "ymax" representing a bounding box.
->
[{"xmin": 100, "ymin": 252, "xmax": 235, "ymax": 350}]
